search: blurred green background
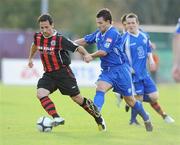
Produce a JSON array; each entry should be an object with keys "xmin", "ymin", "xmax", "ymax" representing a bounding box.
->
[{"xmin": 0, "ymin": 0, "xmax": 179, "ymax": 83}]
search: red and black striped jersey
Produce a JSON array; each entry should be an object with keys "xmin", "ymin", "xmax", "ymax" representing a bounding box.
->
[{"xmin": 34, "ymin": 30, "xmax": 78, "ymax": 72}]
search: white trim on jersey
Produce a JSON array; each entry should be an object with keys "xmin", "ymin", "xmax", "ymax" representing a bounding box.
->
[
  {"xmin": 101, "ymin": 25, "xmax": 113, "ymax": 36},
  {"xmin": 139, "ymin": 31, "xmax": 148, "ymax": 43},
  {"xmin": 125, "ymin": 35, "xmax": 133, "ymax": 67}
]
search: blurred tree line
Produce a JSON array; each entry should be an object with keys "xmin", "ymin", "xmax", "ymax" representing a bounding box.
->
[{"xmin": 0, "ymin": 0, "xmax": 179, "ymax": 35}]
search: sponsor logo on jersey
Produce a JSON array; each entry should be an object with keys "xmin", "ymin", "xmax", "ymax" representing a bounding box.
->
[
  {"xmin": 38, "ymin": 46, "xmax": 55, "ymax": 51},
  {"xmin": 130, "ymin": 42, "xmax": 136, "ymax": 46},
  {"xmin": 106, "ymin": 38, "xmax": 112, "ymax": 43},
  {"xmin": 104, "ymin": 38, "xmax": 112, "ymax": 48},
  {"xmin": 137, "ymin": 46, "xmax": 145, "ymax": 59},
  {"xmin": 104, "ymin": 42, "xmax": 111, "ymax": 48},
  {"xmin": 51, "ymin": 40, "xmax": 56, "ymax": 46}
]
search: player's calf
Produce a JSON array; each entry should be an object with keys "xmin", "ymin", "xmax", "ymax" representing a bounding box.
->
[{"xmin": 80, "ymin": 98, "xmax": 106, "ymax": 131}]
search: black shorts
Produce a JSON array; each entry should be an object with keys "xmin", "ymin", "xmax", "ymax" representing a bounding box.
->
[{"xmin": 37, "ymin": 66, "xmax": 80, "ymax": 96}]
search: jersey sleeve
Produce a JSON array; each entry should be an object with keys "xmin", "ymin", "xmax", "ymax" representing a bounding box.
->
[
  {"xmin": 121, "ymin": 33, "xmax": 131, "ymax": 65},
  {"xmin": 147, "ymin": 39, "xmax": 152, "ymax": 53},
  {"xmin": 33, "ymin": 33, "xmax": 38, "ymax": 46},
  {"xmin": 120, "ymin": 32, "xmax": 128, "ymax": 52},
  {"xmin": 61, "ymin": 36, "xmax": 79, "ymax": 52},
  {"xmin": 84, "ymin": 30, "xmax": 99, "ymax": 44}
]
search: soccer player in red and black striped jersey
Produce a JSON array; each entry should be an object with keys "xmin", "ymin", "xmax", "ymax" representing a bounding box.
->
[{"xmin": 28, "ymin": 13, "xmax": 106, "ymax": 131}]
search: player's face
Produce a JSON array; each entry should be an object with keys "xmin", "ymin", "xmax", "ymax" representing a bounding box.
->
[
  {"xmin": 96, "ymin": 17, "xmax": 110, "ymax": 33},
  {"xmin": 39, "ymin": 20, "xmax": 54, "ymax": 37},
  {"xmin": 126, "ymin": 17, "xmax": 139, "ymax": 34}
]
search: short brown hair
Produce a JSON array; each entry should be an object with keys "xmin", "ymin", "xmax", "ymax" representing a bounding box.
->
[
  {"xmin": 37, "ymin": 13, "xmax": 53, "ymax": 25},
  {"xmin": 96, "ymin": 8, "xmax": 112, "ymax": 24},
  {"xmin": 120, "ymin": 13, "xmax": 127, "ymax": 23},
  {"xmin": 126, "ymin": 13, "xmax": 139, "ymax": 23}
]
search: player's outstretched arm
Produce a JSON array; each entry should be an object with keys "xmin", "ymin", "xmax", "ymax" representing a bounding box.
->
[
  {"xmin": 28, "ymin": 43, "xmax": 38, "ymax": 68},
  {"xmin": 76, "ymin": 46, "xmax": 93, "ymax": 63},
  {"xmin": 74, "ymin": 38, "xmax": 87, "ymax": 47},
  {"xmin": 90, "ymin": 50, "xmax": 107, "ymax": 59},
  {"xmin": 147, "ymin": 52, "xmax": 156, "ymax": 72}
]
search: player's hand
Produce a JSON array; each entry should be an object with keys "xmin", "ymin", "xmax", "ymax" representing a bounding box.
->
[
  {"xmin": 149, "ymin": 63, "xmax": 157, "ymax": 72},
  {"xmin": 84, "ymin": 54, "xmax": 93, "ymax": 63},
  {"xmin": 28, "ymin": 60, "xmax": 34, "ymax": 68},
  {"xmin": 172, "ymin": 65, "xmax": 180, "ymax": 82}
]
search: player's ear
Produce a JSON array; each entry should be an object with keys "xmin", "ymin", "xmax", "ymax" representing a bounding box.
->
[
  {"xmin": 52, "ymin": 23, "xmax": 54, "ymax": 28},
  {"xmin": 137, "ymin": 20, "xmax": 139, "ymax": 25}
]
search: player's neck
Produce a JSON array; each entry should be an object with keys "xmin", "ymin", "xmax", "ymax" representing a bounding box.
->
[
  {"xmin": 43, "ymin": 29, "xmax": 57, "ymax": 38},
  {"xmin": 102, "ymin": 24, "xmax": 112, "ymax": 34},
  {"xmin": 128, "ymin": 29, "xmax": 139, "ymax": 36}
]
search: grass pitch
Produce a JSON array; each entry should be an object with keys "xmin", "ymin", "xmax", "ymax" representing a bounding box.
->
[{"xmin": 0, "ymin": 83, "xmax": 180, "ymax": 145}]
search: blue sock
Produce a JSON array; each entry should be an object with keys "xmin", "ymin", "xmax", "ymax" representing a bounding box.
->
[
  {"xmin": 93, "ymin": 91, "xmax": 105, "ymax": 111},
  {"xmin": 143, "ymin": 94, "xmax": 152, "ymax": 103},
  {"xmin": 133, "ymin": 101, "xmax": 149, "ymax": 121},
  {"xmin": 130, "ymin": 108, "xmax": 138, "ymax": 122}
]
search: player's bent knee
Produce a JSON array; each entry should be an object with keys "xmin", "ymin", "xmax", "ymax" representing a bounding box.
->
[
  {"xmin": 149, "ymin": 92, "xmax": 159, "ymax": 102},
  {"xmin": 71, "ymin": 94, "xmax": 83, "ymax": 104},
  {"xmin": 124, "ymin": 96, "xmax": 136, "ymax": 107},
  {"xmin": 135, "ymin": 95, "xmax": 143, "ymax": 102},
  {"xmin": 37, "ymin": 88, "xmax": 50, "ymax": 99},
  {"xmin": 96, "ymin": 81, "xmax": 112, "ymax": 92}
]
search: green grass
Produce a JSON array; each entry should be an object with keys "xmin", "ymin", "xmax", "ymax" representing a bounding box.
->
[{"xmin": 0, "ymin": 83, "xmax": 180, "ymax": 145}]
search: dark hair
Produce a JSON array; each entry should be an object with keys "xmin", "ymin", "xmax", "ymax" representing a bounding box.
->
[
  {"xmin": 96, "ymin": 8, "xmax": 112, "ymax": 24},
  {"xmin": 37, "ymin": 13, "xmax": 53, "ymax": 25},
  {"xmin": 120, "ymin": 13, "xmax": 127, "ymax": 23},
  {"xmin": 126, "ymin": 13, "xmax": 139, "ymax": 23}
]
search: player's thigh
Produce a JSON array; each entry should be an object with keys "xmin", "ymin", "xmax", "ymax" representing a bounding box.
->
[
  {"xmin": 144, "ymin": 76, "xmax": 158, "ymax": 94},
  {"xmin": 37, "ymin": 73, "xmax": 57, "ymax": 97},
  {"xmin": 133, "ymin": 81, "xmax": 145, "ymax": 96},
  {"xmin": 96, "ymin": 80, "xmax": 112, "ymax": 92},
  {"xmin": 55, "ymin": 67, "xmax": 80, "ymax": 96},
  {"xmin": 97, "ymin": 71, "xmax": 113, "ymax": 92},
  {"xmin": 114, "ymin": 68, "xmax": 133, "ymax": 97}
]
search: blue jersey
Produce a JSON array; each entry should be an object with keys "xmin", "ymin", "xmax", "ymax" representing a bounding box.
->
[
  {"xmin": 121, "ymin": 30, "xmax": 151, "ymax": 82},
  {"xmin": 84, "ymin": 26, "xmax": 126, "ymax": 70},
  {"xmin": 175, "ymin": 18, "xmax": 180, "ymax": 34}
]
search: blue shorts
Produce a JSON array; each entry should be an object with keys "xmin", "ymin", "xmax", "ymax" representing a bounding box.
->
[
  {"xmin": 98, "ymin": 63, "xmax": 133, "ymax": 96},
  {"xmin": 133, "ymin": 76, "xmax": 157, "ymax": 95}
]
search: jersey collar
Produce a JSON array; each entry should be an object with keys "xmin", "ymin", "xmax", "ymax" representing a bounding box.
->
[
  {"xmin": 128, "ymin": 30, "xmax": 140, "ymax": 37},
  {"xmin": 101, "ymin": 25, "xmax": 113, "ymax": 36},
  {"xmin": 42, "ymin": 29, "xmax": 57, "ymax": 38}
]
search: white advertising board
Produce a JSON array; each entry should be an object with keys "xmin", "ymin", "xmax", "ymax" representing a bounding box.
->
[{"xmin": 2, "ymin": 59, "xmax": 101, "ymax": 86}]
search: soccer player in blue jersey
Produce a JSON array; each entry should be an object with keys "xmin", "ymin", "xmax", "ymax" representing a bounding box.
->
[
  {"xmin": 121, "ymin": 13, "xmax": 174, "ymax": 125},
  {"xmin": 172, "ymin": 17, "xmax": 180, "ymax": 82},
  {"xmin": 75, "ymin": 8, "xmax": 153, "ymax": 131}
]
